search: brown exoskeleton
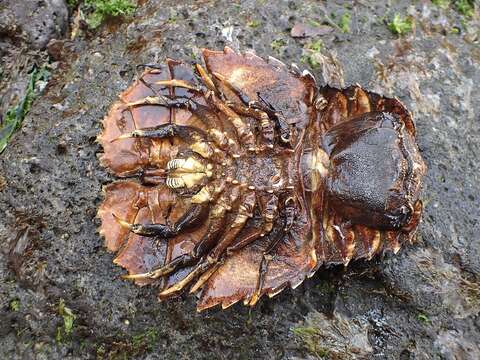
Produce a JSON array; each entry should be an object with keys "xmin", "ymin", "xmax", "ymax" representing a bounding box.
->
[{"xmin": 97, "ymin": 48, "xmax": 426, "ymax": 311}]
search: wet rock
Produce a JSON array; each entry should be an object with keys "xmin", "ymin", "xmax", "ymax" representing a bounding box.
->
[
  {"xmin": 290, "ymin": 23, "xmax": 333, "ymax": 38},
  {"xmin": 46, "ymin": 39, "xmax": 71, "ymax": 62},
  {"xmin": 0, "ymin": 0, "xmax": 479, "ymax": 359},
  {"xmin": 293, "ymin": 311, "xmax": 373, "ymax": 359},
  {"xmin": 433, "ymin": 330, "xmax": 480, "ymax": 360},
  {"xmin": 0, "ymin": 0, "xmax": 68, "ymax": 50},
  {"xmin": 382, "ymin": 248, "xmax": 480, "ymax": 319}
]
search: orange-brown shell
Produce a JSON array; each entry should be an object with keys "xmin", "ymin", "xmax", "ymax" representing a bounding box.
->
[{"xmin": 96, "ymin": 48, "xmax": 426, "ymax": 311}]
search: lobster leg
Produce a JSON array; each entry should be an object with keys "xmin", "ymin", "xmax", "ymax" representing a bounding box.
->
[
  {"xmin": 255, "ymin": 95, "xmax": 292, "ymax": 145},
  {"xmin": 136, "ymin": 65, "xmax": 215, "ymax": 99},
  {"xmin": 211, "ymin": 72, "xmax": 252, "ymax": 105},
  {"xmin": 154, "ymin": 64, "xmax": 218, "ymax": 94},
  {"xmin": 192, "ymin": 194, "xmax": 279, "ymax": 296},
  {"xmin": 154, "ymin": 79, "xmax": 200, "ymax": 91},
  {"xmin": 123, "ymin": 253, "xmax": 196, "ymax": 280},
  {"xmin": 195, "ymin": 63, "xmax": 217, "ymax": 92},
  {"xmin": 124, "ymin": 69, "xmax": 245, "ymax": 157},
  {"xmin": 158, "ymin": 190, "xmax": 256, "ymax": 298},
  {"xmin": 123, "ymin": 182, "xmax": 233, "ymax": 281},
  {"xmin": 123, "ymin": 210, "xmax": 229, "ymax": 281},
  {"xmin": 226, "ymin": 193, "xmax": 279, "ymax": 253},
  {"xmin": 248, "ymin": 232, "xmax": 284, "ymax": 306},
  {"xmin": 209, "ymin": 94, "xmax": 256, "ymax": 152},
  {"xmin": 226, "ymin": 102, "xmax": 275, "ymax": 149},
  {"xmin": 115, "ymin": 202, "xmax": 209, "ymax": 238},
  {"xmin": 249, "ymin": 196, "xmax": 297, "ymax": 305},
  {"xmin": 112, "ymin": 123, "xmax": 206, "ymax": 142},
  {"xmin": 211, "ymin": 72, "xmax": 291, "ymax": 146},
  {"xmin": 124, "ymin": 94, "xmax": 192, "ymax": 108},
  {"xmin": 118, "ymin": 100, "xmax": 238, "ymax": 159},
  {"xmin": 123, "ymin": 190, "xmax": 232, "ymax": 280}
]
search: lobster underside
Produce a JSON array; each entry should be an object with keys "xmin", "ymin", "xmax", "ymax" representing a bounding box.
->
[{"xmin": 97, "ymin": 47, "xmax": 426, "ymax": 311}]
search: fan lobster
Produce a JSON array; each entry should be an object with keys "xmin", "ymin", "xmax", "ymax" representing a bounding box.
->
[{"xmin": 97, "ymin": 47, "xmax": 426, "ymax": 311}]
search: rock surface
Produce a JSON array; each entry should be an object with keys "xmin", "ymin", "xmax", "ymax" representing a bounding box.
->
[
  {"xmin": 0, "ymin": 0, "xmax": 68, "ymax": 50},
  {"xmin": 0, "ymin": 1, "xmax": 479, "ymax": 359},
  {"xmin": 0, "ymin": 0, "xmax": 68, "ymax": 127}
]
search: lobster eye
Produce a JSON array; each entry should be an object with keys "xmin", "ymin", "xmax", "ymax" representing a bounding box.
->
[{"xmin": 321, "ymin": 111, "xmax": 419, "ymax": 230}]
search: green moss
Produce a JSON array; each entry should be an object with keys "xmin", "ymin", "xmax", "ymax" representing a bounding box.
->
[
  {"xmin": 339, "ymin": 12, "xmax": 351, "ymax": 33},
  {"xmin": 307, "ymin": 19, "xmax": 322, "ymax": 27},
  {"xmin": 454, "ymin": 0, "xmax": 475, "ymax": 17},
  {"xmin": 67, "ymin": 0, "xmax": 79, "ymax": 8},
  {"xmin": 247, "ymin": 19, "xmax": 261, "ymax": 28},
  {"xmin": 131, "ymin": 328, "xmax": 159, "ymax": 353},
  {"xmin": 431, "ymin": 0, "xmax": 475, "ymax": 17},
  {"xmin": 387, "ymin": 14, "xmax": 414, "ymax": 35},
  {"xmin": 56, "ymin": 299, "xmax": 76, "ymax": 342},
  {"xmin": 301, "ymin": 40, "xmax": 323, "ymax": 69},
  {"xmin": 270, "ymin": 38, "xmax": 287, "ymax": 52},
  {"xmin": 293, "ymin": 326, "xmax": 318, "ymax": 337},
  {"xmin": 431, "ymin": 0, "xmax": 450, "ymax": 8},
  {"xmin": 293, "ymin": 327, "xmax": 329, "ymax": 358},
  {"xmin": 417, "ymin": 313, "xmax": 431, "ymax": 324},
  {"xmin": 307, "ymin": 40, "xmax": 323, "ymax": 52},
  {"xmin": 96, "ymin": 344, "xmax": 106, "ymax": 358},
  {"xmin": 94, "ymin": 328, "xmax": 160, "ymax": 358},
  {"xmin": 0, "ymin": 66, "xmax": 50, "ymax": 154},
  {"xmin": 9, "ymin": 299, "xmax": 20, "ymax": 312},
  {"xmin": 85, "ymin": 0, "xmax": 136, "ymax": 29}
]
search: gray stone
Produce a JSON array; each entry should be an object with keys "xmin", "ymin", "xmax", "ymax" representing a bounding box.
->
[
  {"xmin": 0, "ymin": 1, "xmax": 478, "ymax": 359},
  {"xmin": 0, "ymin": 0, "xmax": 68, "ymax": 50}
]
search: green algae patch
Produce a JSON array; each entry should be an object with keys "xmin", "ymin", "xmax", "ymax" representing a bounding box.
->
[{"xmin": 0, "ymin": 66, "xmax": 49, "ymax": 154}]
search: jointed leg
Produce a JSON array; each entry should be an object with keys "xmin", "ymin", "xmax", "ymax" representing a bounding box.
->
[
  {"xmin": 123, "ymin": 253, "xmax": 196, "ymax": 280},
  {"xmin": 249, "ymin": 195, "xmax": 297, "ymax": 305},
  {"xmin": 118, "ymin": 178, "xmax": 229, "ymax": 241},
  {"xmin": 256, "ymin": 94, "xmax": 292, "ymax": 145},
  {"xmin": 115, "ymin": 202, "xmax": 209, "ymax": 239},
  {"xmin": 195, "ymin": 64, "xmax": 217, "ymax": 92},
  {"xmin": 187, "ymin": 104, "xmax": 242, "ymax": 158},
  {"xmin": 226, "ymin": 194, "xmax": 279, "ymax": 253},
  {"xmin": 123, "ymin": 184, "xmax": 235, "ymax": 281},
  {"xmin": 158, "ymin": 190, "xmax": 256, "ymax": 297},
  {"xmin": 112, "ymin": 123, "xmax": 206, "ymax": 142},
  {"xmin": 210, "ymin": 72, "xmax": 291, "ymax": 147},
  {"xmin": 142, "ymin": 64, "xmax": 216, "ymax": 95},
  {"xmin": 248, "ymin": 231, "xmax": 284, "ymax": 306},
  {"xmin": 207, "ymin": 190, "xmax": 256, "ymax": 260},
  {"xmin": 226, "ymin": 102, "xmax": 275, "ymax": 149},
  {"xmin": 155, "ymin": 79, "xmax": 200, "ymax": 91},
  {"xmin": 209, "ymin": 94, "xmax": 256, "ymax": 152},
  {"xmin": 211, "ymin": 72, "xmax": 251, "ymax": 104},
  {"xmin": 148, "ymin": 67, "xmax": 244, "ymax": 156},
  {"xmin": 120, "ymin": 85, "xmax": 240, "ymax": 159},
  {"xmin": 124, "ymin": 93, "xmax": 193, "ymax": 109},
  {"xmin": 135, "ymin": 69, "xmax": 238, "ymax": 152},
  {"xmin": 126, "ymin": 202, "xmax": 230, "ymax": 281},
  {"xmin": 126, "ymin": 65, "xmax": 247, "ymax": 156},
  {"xmin": 160, "ymin": 193, "xmax": 283, "ymax": 297}
]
